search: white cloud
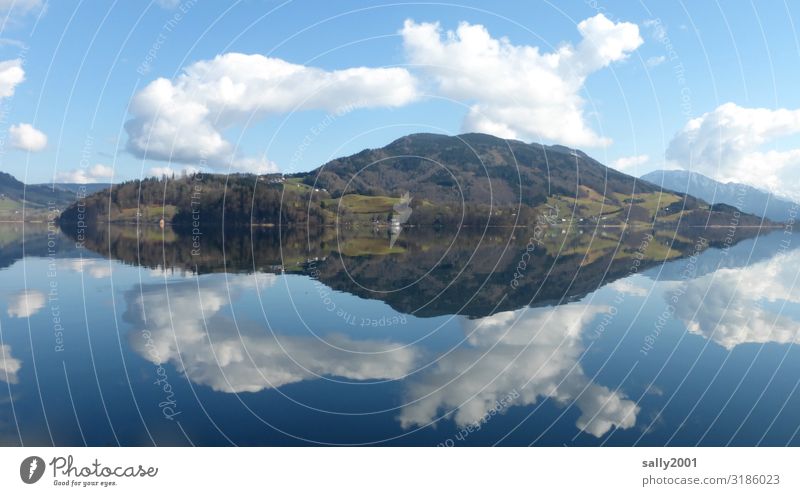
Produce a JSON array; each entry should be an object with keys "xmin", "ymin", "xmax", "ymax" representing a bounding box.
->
[
  {"xmin": 646, "ymin": 55, "xmax": 666, "ymax": 67},
  {"xmin": 666, "ymin": 102, "xmax": 800, "ymax": 200},
  {"xmin": 0, "ymin": 344, "xmax": 21, "ymax": 384},
  {"xmin": 674, "ymin": 247, "xmax": 800, "ymax": 350},
  {"xmin": 0, "ymin": 58, "xmax": 24, "ymax": 99},
  {"xmin": 125, "ymin": 52, "xmax": 418, "ymax": 172},
  {"xmin": 612, "ymin": 154, "xmax": 649, "ymax": 172},
  {"xmin": 6, "ymin": 289, "xmax": 45, "ymax": 318},
  {"xmin": 126, "ymin": 276, "xmax": 418, "ymax": 393},
  {"xmin": 400, "ymin": 14, "xmax": 642, "ymax": 147},
  {"xmin": 9, "ymin": 123, "xmax": 47, "ymax": 151},
  {"xmin": 55, "ymin": 164, "xmax": 114, "ymax": 184},
  {"xmin": 147, "ymin": 165, "xmax": 200, "ymax": 178},
  {"xmin": 398, "ymin": 304, "xmax": 639, "ymax": 438}
]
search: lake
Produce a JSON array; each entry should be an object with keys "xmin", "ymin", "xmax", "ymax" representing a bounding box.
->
[{"xmin": 1, "ymin": 220, "xmax": 799, "ymax": 446}]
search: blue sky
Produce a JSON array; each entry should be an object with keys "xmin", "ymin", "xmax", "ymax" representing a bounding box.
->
[{"xmin": 1, "ymin": 0, "xmax": 800, "ymax": 198}]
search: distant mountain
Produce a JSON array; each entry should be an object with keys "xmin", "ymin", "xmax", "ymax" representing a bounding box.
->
[
  {"xmin": 0, "ymin": 171, "xmax": 111, "ymax": 221},
  {"xmin": 1, "ymin": 171, "xmax": 112, "ymax": 205},
  {"xmin": 641, "ymin": 169, "xmax": 797, "ymax": 222},
  {"xmin": 2, "ymin": 171, "xmax": 67, "ymax": 206},
  {"xmin": 40, "ymin": 182, "xmax": 112, "ymax": 195}
]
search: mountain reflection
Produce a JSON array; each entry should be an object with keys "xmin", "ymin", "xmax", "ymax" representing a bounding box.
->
[{"xmin": 66, "ymin": 223, "xmax": 766, "ymax": 318}]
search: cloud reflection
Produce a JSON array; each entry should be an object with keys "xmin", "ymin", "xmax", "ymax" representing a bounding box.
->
[
  {"xmin": 6, "ymin": 289, "xmax": 45, "ymax": 318},
  {"xmin": 0, "ymin": 344, "xmax": 21, "ymax": 384},
  {"xmin": 125, "ymin": 275, "xmax": 418, "ymax": 393},
  {"xmin": 397, "ymin": 304, "xmax": 639, "ymax": 438},
  {"xmin": 674, "ymin": 248, "xmax": 800, "ymax": 349}
]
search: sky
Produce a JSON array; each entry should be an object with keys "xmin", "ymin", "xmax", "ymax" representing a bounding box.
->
[{"xmin": 1, "ymin": 0, "xmax": 800, "ymax": 200}]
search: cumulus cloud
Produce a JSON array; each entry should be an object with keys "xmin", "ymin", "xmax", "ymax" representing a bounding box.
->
[
  {"xmin": 125, "ymin": 53, "xmax": 418, "ymax": 172},
  {"xmin": 0, "ymin": 344, "xmax": 21, "ymax": 384},
  {"xmin": 397, "ymin": 304, "xmax": 639, "ymax": 438},
  {"xmin": 400, "ymin": 14, "xmax": 642, "ymax": 146},
  {"xmin": 666, "ymin": 103, "xmax": 800, "ymax": 200},
  {"xmin": 55, "ymin": 164, "xmax": 114, "ymax": 184},
  {"xmin": 612, "ymin": 154, "xmax": 649, "ymax": 172},
  {"xmin": 9, "ymin": 123, "xmax": 47, "ymax": 151},
  {"xmin": 6, "ymin": 289, "xmax": 45, "ymax": 318},
  {"xmin": 0, "ymin": 58, "xmax": 24, "ymax": 99},
  {"xmin": 125, "ymin": 275, "xmax": 418, "ymax": 393},
  {"xmin": 673, "ymin": 247, "xmax": 800, "ymax": 350}
]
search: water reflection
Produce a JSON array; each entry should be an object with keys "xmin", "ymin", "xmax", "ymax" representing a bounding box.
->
[
  {"xmin": 399, "ymin": 304, "xmax": 639, "ymax": 437},
  {"xmin": 124, "ymin": 276, "xmax": 419, "ymax": 393},
  {"xmin": 6, "ymin": 289, "xmax": 45, "ymax": 318},
  {"xmin": 0, "ymin": 344, "xmax": 20, "ymax": 384},
  {"xmin": 673, "ymin": 247, "xmax": 800, "ymax": 350},
  {"xmin": 66, "ymin": 222, "xmax": 766, "ymax": 318},
  {"xmin": 2, "ymin": 221, "xmax": 799, "ymax": 445}
]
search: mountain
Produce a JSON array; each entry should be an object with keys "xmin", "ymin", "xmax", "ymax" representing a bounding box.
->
[
  {"xmin": 1, "ymin": 171, "xmax": 68, "ymax": 206},
  {"xmin": 60, "ymin": 133, "xmax": 772, "ymax": 229},
  {"xmin": 311, "ymin": 133, "xmax": 660, "ymax": 205},
  {"xmin": 41, "ymin": 182, "xmax": 112, "ymax": 195},
  {"xmin": 640, "ymin": 169, "xmax": 797, "ymax": 222},
  {"xmin": 307, "ymin": 133, "xmax": 769, "ymax": 227},
  {"xmin": 0, "ymin": 171, "xmax": 111, "ymax": 221},
  {"xmin": 0, "ymin": 172, "xmax": 111, "ymax": 210}
]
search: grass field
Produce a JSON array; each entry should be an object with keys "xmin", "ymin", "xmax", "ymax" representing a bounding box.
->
[
  {"xmin": 284, "ymin": 177, "xmax": 316, "ymax": 192},
  {"xmin": 614, "ymin": 191, "xmax": 683, "ymax": 213},
  {"xmin": 118, "ymin": 205, "xmax": 178, "ymax": 222},
  {"xmin": 333, "ymin": 194, "xmax": 401, "ymax": 215},
  {"xmin": 0, "ymin": 196, "xmax": 55, "ymax": 221},
  {"xmin": 0, "ymin": 196, "xmax": 25, "ymax": 212}
]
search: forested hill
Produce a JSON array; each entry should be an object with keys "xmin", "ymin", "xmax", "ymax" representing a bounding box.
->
[
  {"xmin": 309, "ymin": 132, "xmax": 661, "ymax": 205},
  {"xmin": 58, "ymin": 173, "xmax": 326, "ymax": 228},
  {"xmin": 59, "ymin": 133, "xmax": 772, "ymax": 229}
]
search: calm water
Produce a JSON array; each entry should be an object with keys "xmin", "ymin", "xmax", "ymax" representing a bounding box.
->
[{"xmin": 1, "ymin": 221, "xmax": 799, "ymax": 446}]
